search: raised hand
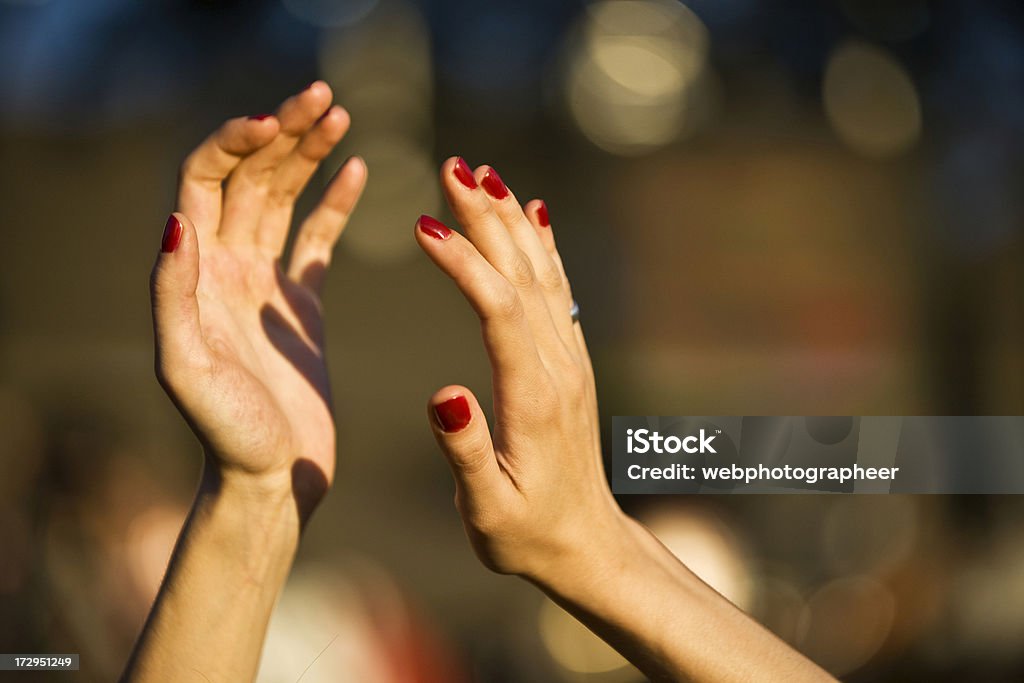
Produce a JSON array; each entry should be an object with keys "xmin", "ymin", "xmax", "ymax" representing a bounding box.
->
[
  {"xmin": 414, "ymin": 159, "xmax": 834, "ymax": 683},
  {"xmin": 124, "ymin": 84, "xmax": 365, "ymax": 683},
  {"xmin": 414, "ymin": 158, "xmax": 622, "ymax": 578},
  {"xmin": 151, "ymin": 81, "xmax": 365, "ymax": 514}
]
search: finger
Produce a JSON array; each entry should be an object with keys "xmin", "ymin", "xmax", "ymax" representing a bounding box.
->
[
  {"xmin": 428, "ymin": 387, "xmax": 506, "ymax": 509},
  {"xmin": 479, "ymin": 174, "xmax": 577, "ymax": 358},
  {"xmin": 256, "ymin": 104, "xmax": 352, "ymax": 254},
  {"xmin": 287, "ymin": 155, "xmax": 368, "ymax": 294},
  {"xmin": 524, "ymin": 201, "xmax": 601, "ymax": 451},
  {"xmin": 414, "ymin": 214, "xmax": 546, "ymax": 385},
  {"xmin": 151, "ymin": 213, "xmax": 209, "ymax": 384},
  {"xmin": 177, "ymin": 116, "xmax": 279, "ymax": 242},
  {"xmin": 219, "ymin": 81, "xmax": 333, "ymax": 244},
  {"xmin": 440, "ymin": 157, "xmax": 523, "ymax": 266},
  {"xmin": 524, "ymin": 199, "xmax": 573, "ymax": 308},
  {"xmin": 440, "ymin": 158, "xmax": 564, "ymax": 360}
]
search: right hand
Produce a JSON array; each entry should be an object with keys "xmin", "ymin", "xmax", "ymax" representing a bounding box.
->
[
  {"xmin": 150, "ymin": 82, "xmax": 366, "ymax": 514},
  {"xmin": 415, "ymin": 158, "xmax": 630, "ymax": 580}
]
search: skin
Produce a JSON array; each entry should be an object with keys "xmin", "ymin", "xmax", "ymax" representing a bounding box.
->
[
  {"xmin": 416, "ymin": 160, "xmax": 836, "ymax": 682},
  {"xmin": 122, "ymin": 82, "xmax": 366, "ymax": 682},
  {"xmin": 124, "ymin": 86, "xmax": 834, "ymax": 681}
]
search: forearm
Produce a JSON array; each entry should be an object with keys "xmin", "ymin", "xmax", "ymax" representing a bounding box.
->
[
  {"xmin": 121, "ymin": 461, "xmax": 301, "ymax": 683},
  {"xmin": 529, "ymin": 513, "xmax": 834, "ymax": 683}
]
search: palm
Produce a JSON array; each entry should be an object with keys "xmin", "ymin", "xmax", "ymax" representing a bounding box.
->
[
  {"xmin": 151, "ymin": 83, "xmax": 365, "ymax": 501},
  {"xmin": 194, "ymin": 244, "xmax": 334, "ymax": 479}
]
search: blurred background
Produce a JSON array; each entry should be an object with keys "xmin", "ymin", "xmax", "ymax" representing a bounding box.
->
[{"xmin": 1, "ymin": 0, "xmax": 1023, "ymax": 680}]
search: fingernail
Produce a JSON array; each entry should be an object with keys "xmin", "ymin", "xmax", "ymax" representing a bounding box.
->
[
  {"xmin": 453, "ymin": 157, "xmax": 478, "ymax": 189},
  {"xmin": 418, "ymin": 215, "xmax": 452, "ymax": 240},
  {"xmin": 306, "ymin": 80, "xmax": 319, "ymax": 90},
  {"xmin": 435, "ymin": 396, "xmax": 471, "ymax": 433},
  {"xmin": 537, "ymin": 200, "xmax": 550, "ymax": 227},
  {"xmin": 248, "ymin": 113, "xmax": 273, "ymax": 121},
  {"xmin": 161, "ymin": 214, "xmax": 183, "ymax": 253},
  {"xmin": 481, "ymin": 167, "xmax": 509, "ymax": 200}
]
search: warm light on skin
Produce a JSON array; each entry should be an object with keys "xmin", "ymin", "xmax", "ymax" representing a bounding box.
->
[
  {"xmin": 798, "ymin": 576, "xmax": 895, "ymax": 677},
  {"xmin": 641, "ymin": 507, "xmax": 754, "ymax": 611}
]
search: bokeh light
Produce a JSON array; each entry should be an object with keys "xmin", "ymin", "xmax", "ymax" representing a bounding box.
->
[
  {"xmin": 318, "ymin": 0, "xmax": 439, "ymax": 264},
  {"xmin": 565, "ymin": 0, "xmax": 712, "ymax": 155},
  {"xmin": 798, "ymin": 576, "xmax": 895, "ymax": 677},
  {"xmin": 823, "ymin": 39, "xmax": 922, "ymax": 158},
  {"xmin": 123, "ymin": 503, "xmax": 187, "ymax": 601},
  {"xmin": 538, "ymin": 598, "xmax": 631, "ymax": 678},
  {"xmin": 640, "ymin": 506, "xmax": 753, "ymax": 611}
]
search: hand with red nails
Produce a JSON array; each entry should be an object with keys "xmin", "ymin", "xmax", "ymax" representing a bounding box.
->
[
  {"xmin": 416, "ymin": 158, "xmax": 609, "ymax": 579},
  {"xmin": 415, "ymin": 158, "xmax": 834, "ymax": 683},
  {"xmin": 126, "ymin": 82, "xmax": 366, "ymax": 683}
]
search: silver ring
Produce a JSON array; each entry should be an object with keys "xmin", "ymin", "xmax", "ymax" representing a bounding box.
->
[{"xmin": 570, "ymin": 300, "xmax": 580, "ymax": 323}]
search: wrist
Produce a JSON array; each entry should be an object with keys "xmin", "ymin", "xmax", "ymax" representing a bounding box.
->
[
  {"xmin": 522, "ymin": 505, "xmax": 639, "ymax": 594},
  {"xmin": 200, "ymin": 451, "xmax": 328, "ymax": 527},
  {"xmin": 191, "ymin": 461, "xmax": 303, "ymax": 573}
]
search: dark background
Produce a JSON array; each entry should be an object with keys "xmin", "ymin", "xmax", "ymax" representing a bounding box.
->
[{"xmin": 0, "ymin": 0, "xmax": 1022, "ymax": 681}]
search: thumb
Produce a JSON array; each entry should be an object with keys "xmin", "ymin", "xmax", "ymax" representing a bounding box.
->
[
  {"xmin": 150, "ymin": 213, "xmax": 206, "ymax": 377},
  {"xmin": 428, "ymin": 386, "xmax": 502, "ymax": 500}
]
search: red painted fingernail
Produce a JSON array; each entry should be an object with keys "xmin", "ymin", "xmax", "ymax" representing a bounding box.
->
[
  {"xmin": 418, "ymin": 215, "xmax": 452, "ymax": 240},
  {"xmin": 537, "ymin": 200, "xmax": 550, "ymax": 227},
  {"xmin": 161, "ymin": 214, "xmax": 183, "ymax": 253},
  {"xmin": 481, "ymin": 167, "xmax": 509, "ymax": 200},
  {"xmin": 248, "ymin": 113, "xmax": 273, "ymax": 120},
  {"xmin": 453, "ymin": 157, "xmax": 478, "ymax": 189},
  {"xmin": 435, "ymin": 396, "xmax": 471, "ymax": 433}
]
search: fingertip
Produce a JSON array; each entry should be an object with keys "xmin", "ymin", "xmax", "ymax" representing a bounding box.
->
[
  {"xmin": 434, "ymin": 396, "xmax": 472, "ymax": 433},
  {"xmin": 306, "ymin": 79, "xmax": 330, "ymax": 95},
  {"xmin": 477, "ymin": 165, "xmax": 511, "ymax": 201},
  {"xmin": 152, "ymin": 213, "xmax": 200, "ymax": 307},
  {"xmin": 416, "ymin": 214, "xmax": 453, "ymax": 242},
  {"xmin": 429, "ymin": 385, "xmax": 477, "ymax": 433},
  {"xmin": 343, "ymin": 154, "xmax": 366, "ymax": 181},
  {"xmin": 160, "ymin": 211, "xmax": 201, "ymax": 254},
  {"xmin": 535, "ymin": 200, "xmax": 550, "ymax": 228},
  {"xmin": 524, "ymin": 199, "xmax": 549, "ymax": 226},
  {"xmin": 317, "ymin": 104, "xmax": 351, "ymax": 134},
  {"xmin": 160, "ymin": 213, "xmax": 185, "ymax": 254},
  {"xmin": 305, "ymin": 79, "xmax": 334, "ymax": 105},
  {"xmin": 242, "ymin": 114, "xmax": 281, "ymax": 145}
]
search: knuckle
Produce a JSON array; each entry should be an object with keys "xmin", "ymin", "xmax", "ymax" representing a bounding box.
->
[
  {"xmin": 503, "ymin": 251, "xmax": 536, "ymax": 289},
  {"xmin": 537, "ymin": 263, "xmax": 563, "ymax": 292},
  {"xmin": 149, "ymin": 264, "xmax": 173, "ymax": 302},
  {"xmin": 487, "ymin": 283, "xmax": 525, "ymax": 322},
  {"xmin": 266, "ymin": 185, "xmax": 298, "ymax": 209},
  {"xmin": 455, "ymin": 434, "xmax": 493, "ymax": 477},
  {"xmin": 178, "ymin": 153, "xmax": 199, "ymax": 183},
  {"xmin": 462, "ymin": 196, "xmax": 494, "ymax": 224},
  {"xmin": 564, "ymin": 370, "xmax": 588, "ymax": 404},
  {"xmin": 536, "ymin": 383, "xmax": 563, "ymax": 414}
]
